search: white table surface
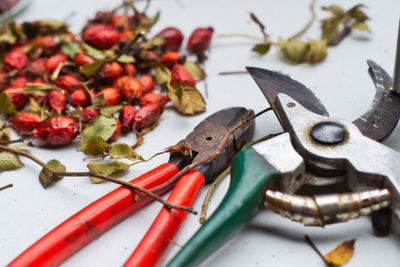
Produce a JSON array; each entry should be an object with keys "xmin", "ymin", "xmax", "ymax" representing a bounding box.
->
[{"xmin": 1, "ymin": 0, "xmax": 400, "ymax": 266}]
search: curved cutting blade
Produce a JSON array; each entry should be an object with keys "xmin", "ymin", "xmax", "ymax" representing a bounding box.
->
[
  {"xmin": 352, "ymin": 60, "xmax": 400, "ymax": 141},
  {"xmin": 246, "ymin": 67, "xmax": 329, "ymax": 120}
]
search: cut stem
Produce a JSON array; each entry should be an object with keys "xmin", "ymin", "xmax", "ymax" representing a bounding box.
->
[{"xmin": 0, "ymin": 183, "xmax": 13, "ymax": 191}]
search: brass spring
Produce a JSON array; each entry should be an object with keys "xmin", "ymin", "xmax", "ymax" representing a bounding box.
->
[{"xmin": 264, "ymin": 189, "xmax": 391, "ymax": 226}]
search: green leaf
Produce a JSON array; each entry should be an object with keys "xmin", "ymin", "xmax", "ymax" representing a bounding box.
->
[
  {"xmin": 351, "ymin": 21, "xmax": 370, "ymax": 32},
  {"xmin": 155, "ymin": 66, "xmax": 171, "ymax": 85},
  {"xmin": 183, "ymin": 61, "xmax": 206, "ymax": 79},
  {"xmin": 39, "ymin": 159, "xmax": 66, "ymax": 188},
  {"xmin": 80, "ymin": 60, "xmax": 105, "ymax": 76},
  {"xmin": 116, "ymin": 54, "xmax": 135, "ymax": 63},
  {"xmin": 83, "ymin": 136, "xmax": 109, "ymax": 157},
  {"xmin": 0, "ymin": 152, "xmax": 23, "ymax": 172},
  {"xmin": 141, "ymin": 37, "xmax": 165, "ymax": 49},
  {"xmin": 100, "ymin": 105, "xmax": 123, "ymax": 116},
  {"xmin": 308, "ymin": 39, "xmax": 328, "ymax": 64},
  {"xmin": 109, "ymin": 143, "xmax": 142, "ymax": 161},
  {"xmin": 80, "ymin": 115, "xmax": 118, "ymax": 148},
  {"xmin": 167, "ymin": 83, "xmax": 206, "ymax": 115},
  {"xmin": 0, "ymin": 122, "xmax": 10, "ymax": 142},
  {"xmin": 61, "ymin": 39, "xmax": 81, "ymax": 58},
  {"xmin": 279, "ymin": 38, "xmax": 310, "ymax": 64},
  {"xmin": 147, "ymin": 11, "xmax": 161, "ymax": 28},
  {"xmin": 82, "ymin": 43, "xmax": 106, "ymax": 60},
  {"xmin": 87, "ymin": 161, "xmax": 131, "ymax": 183},
  {"xmin": 0, "ymin": 93, "xmax": 16, "ymax": 115},
  {"xmin": 251, "ymin": 43, "xmax": 271, "ymax": 56}
]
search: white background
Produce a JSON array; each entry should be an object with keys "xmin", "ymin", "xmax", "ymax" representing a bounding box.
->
[{"xmin": 1, "ymin": 0, "xmax": 400, "ymax": 266}]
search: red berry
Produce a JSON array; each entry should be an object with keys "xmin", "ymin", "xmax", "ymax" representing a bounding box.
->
[
  {"xmin": 139, "ymin": 75, "xmax": 155, "ymax": 94},
  {"xmin": 3, "ymin": 88, "xmax": 28, "ymax": 110},
  {"xmin": 98, "ymin": 87, "xmax": 122, "ymax": 106},
  {"xmin": 99, "ymin": 62, "xmax": 124, "ymax": 81},
  {"xmin": 154, "ymin": 27, "xmax": 184, "ymax": 51},
  {"xmin": 48, "ymin": 90, "xmax": 66, "ymax": 113},
  {"xmin": 70, "ymin": 89, "xmax": 91, "ymax": 107},
  {"xmin": 139, "ymin": 93, "xmax": 169, "ymax": 107},
  {"xmin": 82, "ymin": 107, "xmax": 99, "ymax": 122},
  {"xmin": 187, "ymin": 27, "xmax": 213, "ymax": 53},
  {"xmin": 110, "ymin": 15, "xmax": 130, "ymax": 28},
  {"xmin": 55, "ymin": 75, "xmax": 81, "ymax": 93},
  {"xmin": 134, "ymin": 103, "xmax": 161, "ymax": 130},
  {"xmin": 29, "ymin": 58, "xmax": 47, "ymax": 75},
  {"xmin": 160, "ymin": 51, "xmax": 180, "ymax": 67},
  {"xmin": 5, "ymin": 48, "xmax": 29, "ymax": 71},
  {"xmin": 8, "ymin": 76, "xmax": 28, "ymax": 88},
  {"xmin": 121, "ymin": 77, "xmax": 142, "ymax": 102},
  {"xmin": 124, "ymin": 63, "xmax": 137, "ymax": 76},
  {"xmin": 119, "ymin": 105, "xmax": 136, "ymax": 133},
  {"xmin": 46, "ymin": 54, "xmax": 68, "ymax": 73},
  {"xmin": 32, "ymin": 116, "xmax": 79, "ymax": 146},
  {"xmin": 83, "ymin": 24, "xmax": 121, "ymax": 50},
  {"xmin": 74, "ymin": 54, "xmax": 95, "ymax": 66},
  {"xmin": 36, "ymin": 36, "xmax": 58, "ymax": 52},
  {"xmin": 170, "ymin": 64, "xmax": 196, "ymax": 86},
  {"xmin": 109, "ymin": 119, "xmax": 121, "ymax": 141},
  {"xmin": 113, "ymin": 76, "xmax": 130, "ymax": 90},
  {"xmin": 31, "ymin": 77, "xmax": 44, "ymax": 84},
  {"xmin": 11, "ymin": 112, "xmax": 41, "ymax": 133}
]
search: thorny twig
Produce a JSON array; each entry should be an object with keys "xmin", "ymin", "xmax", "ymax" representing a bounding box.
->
[{"xmin": 0, "ymin": 144, "xmax": 196, "ymax": 214}]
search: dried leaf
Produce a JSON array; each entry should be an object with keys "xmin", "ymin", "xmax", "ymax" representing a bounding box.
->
[
  {"xmin": 0, "ymin": 122, "xmax": 10, "ymax": 142},
  {"xmin": 39, "ymin": 159, "xmax": 66, "ymax": 188},
  {"xmin": 167, "ymin": 83, "xmax": 206, "ymax": 115},
  {"xmin": 308, "ymin": 39, "xmax": 327, "ymax": 64},
  {"xmin": 0, "ymin": 93, "xmax": 16, "ymax": 115},
  {"xmin": 324, "ymin": 239, "xmax": 356, "ymax": 267},
  {"xmin": 92, "ymin": 94, "xmax": 105, "ymax": 109},
  {"xmin": 109, "ymin": 143, "xmax": 142, "ymax": 161},
  {"xmin": 0, "ymin": 23, "xmax": 17, "ymax": 44},
  {"xmin": 155, "ymin": 66, "xmax": 171, "ymax": 85},
  {"xmin": 83, "ymin": 136, "xmax": 109, "ymax": 157},
  {"xmin": 80, "ymin": 60, "xmax": 105, "ymax": 76},
  {"xmin": 0, "ymin": 152, "xmax": 23, "ymax": 172},
  {"xmin": 116, "ymin": 54, "xmax": 135, "ymax": 63},
  {"xmin": 146, "ymin": 11, "xmax": 161, "ymax": 28},
  {"xmin": 252, "ymin": 43, "xmax": 271, "ymax": 56},
  {"xmin": 279, "ymin": 38, "xmax": 310, "ymax": 64},
  {"xmin": 351, "ymin": 21, "xmax": 370, "ymax": 32},
  {"xmin": 61, "ymin": 39, "xmax": 81, "ymax": 58},
  {"xmin": 347, "ymin": 4, "xmax": 368, "ymax": 22},
  {"xmin": 80, "ymin": 115, "xmax": 118, "ymax": 148},
  {"xmin": 183, "ymin": 61, "xmax": 206, "ymax": 80},
  {"xmin": 22, "ymin": 20, "xmax": 67, "ymax": 38},
  {"xmin": 141, "ymin": 37, "xmax": 165, "ymax": 50},
  {"xmin": 27, "ymin": 98, "xmax": 42, "ymax": 113},
  {"xmin": 321, "ymin": 18, "xmax": 340, "ymax": 46},
  {"xmin": 82, "ymin": 42, "xmax": 106, "ymax": 60},
  {"xmin": 87, "ymin": 161, "xmax": 131, "ymax": 183},
  {"xmin": 165, "ymin": 144, "xmax": 192, "ymax": 157},
  {"xmin": 322, "ymin": 5, "xmax": 346, "ymax": 18},
  {"xmin": 100, "ymin": 105, "xmax": 122, "ymax": 116}
]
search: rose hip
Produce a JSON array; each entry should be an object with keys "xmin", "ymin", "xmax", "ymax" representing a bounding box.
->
[
  {"xmin": 83, "ymin": 24, "xmax": 121, "ymax": 50},
  {"xmin": 8, "ymin": 76, "xmax": 28, "ymax": 88},
  {"xmin": 154, "ymin": 27, "xmax": 184, "ymax": 51},
  {"xmin": 46, "ymin": 54, "xmax": 69, "ymax": 73},
  {"xmin": 11, "ymin": 112, "xmax": 41, "ymax": 133},
  {"xmin": 119, "ymin": 105, "xmax": 136, "ymax": 133},
  {"xmin": 32, "ymin": 116, "xmax": 79, "ymax": 146},
  {"xmin": 99, "ymin": 62, "xmax": 124, "ymax": 81},
  {"xmin": 139, "ymin": 75, "xmax": 155, "ymax": 94},
  {"xmin": 109, "ymin": 119, "xmax": 121, "ymax": 141},
  {"xmin": 160, "ymin": 51, "xmax": 180, "ymax": 67},
  {"xmin": 3, "ymin": 88, "xmax": 28, "ymax": 110},
  {"xmin": 74, "ymin": 54, "xmax": 95, "ymax": 67},
  {"xmin": 113, "ymin": 76, "xmax": 129, "ymax": 90},
  {"xmin": 139, "ymin": 93, "xmax": 169, "ymax": 107},
  {"xmin": 82, "ymin": 107, "xmax": 99, "ymax": 122},
  {"xmin": 55, "ymin": 75, "xmax": 81, "ymax": 93},
  {"xmin": 70, "ymin": 89, "xmax": 91, "ymax": 107},
  {"xmin": 187, "ymin": 27, "xmax": 213, "ymax": 53},
  {"xmin": 124, "ymin": 63, "xmax": 137, "ymax": 76},
  {"xmin": 98, "ymin": 87, "xmax": 121, "ymax": 106},
  {"xmin": 170, "ymin": 64, "xmax": 196, "ymax": 86},
  {"xmin": 48, "ymin": 90, "xmax": 66, "ymax": 113},
  {"xmin": 121, "ymin": 77, "xmax": 142, "ymax": 102},
  {"xmin": 36, "ymin": 36, "xmax": 58, "ymax": 52},
  {"xmin": 29, "ymin": 58, "xmax": 47, "ymax": 75},
  {"xmin": 134, "ymin": 103, "xmax": 161, "ymax": 130},
  {"xmin": 110, "ymin": 15, "xmax": 130, "ymax": 28},
  {"xmin": 5, "ymin": 48, "xmax": 29, "ymax": 71}
]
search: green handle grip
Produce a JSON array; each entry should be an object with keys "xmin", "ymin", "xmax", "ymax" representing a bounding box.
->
[{"xmin": 167, "ymin": 146, "xmax": 281, "ymax": 267}]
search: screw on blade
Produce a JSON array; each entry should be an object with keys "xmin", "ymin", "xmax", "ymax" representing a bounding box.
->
[{"xmin": 393, "ymin": 18, "xmax": 400, "ymax": 94}]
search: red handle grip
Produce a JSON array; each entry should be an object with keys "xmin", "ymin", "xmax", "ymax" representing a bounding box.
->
[
  {"xmin": 123, "ymin": 169, "xmax": 205, "ymax": 267},
  {"xmin": 8, "ymin": 163, "xmax": 179, "ymax": 267}
]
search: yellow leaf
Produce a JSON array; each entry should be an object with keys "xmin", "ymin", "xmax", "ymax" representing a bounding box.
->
[
  {"xmin": 167, "ymin": 83, "xmax": 206, "ymax": 115},
  {"xmin": 324, "ymin": 239, "xmax": 356, "ymax": 267},
  {"xmin": 308, "ymin": 39, "xmax": 327, "ymax": 64}
]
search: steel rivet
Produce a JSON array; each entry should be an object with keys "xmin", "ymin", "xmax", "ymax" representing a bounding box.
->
[
  {"xmin": 384, "ymin": 94, "xmax": 394, "ymax": 103},
  {"xmin": 311, "ymin": 122, "xmax": 346, "ymax": 145},
  {"xmin": 287, "ymin": 102, "xmax": 296, "ymax": 108},
  {"xmin": 372, "ymin": 120, "xmax": 384, "ymax": 128}
]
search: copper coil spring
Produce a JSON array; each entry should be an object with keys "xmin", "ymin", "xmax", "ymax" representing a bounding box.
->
[{"xmin": 264, "ymin": 189, "xmax": 391, "ymax": 226}]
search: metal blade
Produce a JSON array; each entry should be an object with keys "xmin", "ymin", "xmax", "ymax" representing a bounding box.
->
[
  {"xmin": 246, "ymin": 67, "xmax": 329, "ymax": 119},
  {"xmin": 393, "ymin": 18, "xmax": 400, "ymax": 94},
  {"xmin": 352, "ymin": 60, "xmax": 400, "ymax": 141}
]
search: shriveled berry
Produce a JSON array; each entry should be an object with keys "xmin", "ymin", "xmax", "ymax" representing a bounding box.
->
[
  {"xmin": 170, "ymin": 64, "xmax": 196, "ymax": 86},
  {"xmin": 134, "ymin": 103, "xmax": 161, "ymax": 130},
  {"xmin": 83, "ymin": 24, "xmax": 121, "ymax": 50},
  {"xmin": 160, "ymin": 51, "xmax": 181, "ymax": 67},
  {"xmin": 121, "ymin": 77, "xmax": 142, "ymax": 102},
  {"xmin": 48, "ymin": 90, "xmax": 66, "ymax": 113},
  {"xmin": 8, "ymin": 76, "xmax": 28, "ymax": 88},
  {"xmin": 74, "ymin": 54, "xmax": 95, "ymax": 66},
  {"xmin": 29, "ymin": 58, "xmax": 46, "ymax": 75},
  {"xmin": 109, "ymin": 119, "xmax": 121, "ymax": 141},
  {"xmin": 3, "ymin": 88, "xmax": 28, "ymax": 110},
  {"xmin": 99, "ymin": 62, "xmax": 123, "ymax": 81},
  {"xmin": 124, "ymin": 63, "xmax": 137, "ymax": 76},
  {"xmin": 139, "ymin": 75, "xmax": 155, "ymax": 94},
  {"xmin": 32, "ymin": 116, "xmax": 79, "ymax": 146},
  {"xmin": 98, "ymin": 87, "xmax": 122, "ymax": 106},
  {"xmin": 70, "ymin": 89, "xmax": 91, "ymax": 107},
  {"xmin": 36, "ymin": 36, "xmax": 58, "ymax": 52},
  {"xmin": 82, "ymin": 107, "xmax": 99, "ymax": 122},
  {"xmin": 11, "ymin": 112, "xmax": 41, "ymax": 133},
  {"xmin": 46, "ymin": 54, "xmax": 68, "ymax": 73},
  {"xmin": 119, "ymin": 105, "xmax": 136, "ymax": 133},
  {"xmin": 55, "ymin": 75, "xmax": 81, "ymax": 93},
  {"xmin": 154, "ymin": 27, "xmax": 184, "ymax": 51},
  {"xmin": 140, "ymin": 93, "xmax": 169, "ymax": 107},
  {"xmin": 187, "ymin": 27, "xmax": 213, "ymax": 53},
  {"xmin": 5, "ymin": 48, "xmax": 29, "ymax": 71}
]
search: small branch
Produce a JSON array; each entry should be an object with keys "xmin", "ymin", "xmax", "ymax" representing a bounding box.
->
[
  {"xmin": 304, "ymin": 235, "xmax": 330, "ymax": 265},
  {"xmin": 289, "ymin": 0, "xmax": 317, "ymax": 40},
  {"xmin": 215, "ymin": 33, "xmax": 264, "ymax": 42},
  {"xmin": 0, "ymin": 183, "xmax": 13, "ymax": 191},
  {"xmin": 108, "ymin": 32, "xmax": 144, "ymax": 63},
  {"xmin": 0, "ymin": 137, "xmax": 27, "ymax": 144}
]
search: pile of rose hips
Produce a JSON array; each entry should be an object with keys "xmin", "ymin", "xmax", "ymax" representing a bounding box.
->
[{"xmin": 0, "ymin": 5, "xmax": 213, "ymax": 147}]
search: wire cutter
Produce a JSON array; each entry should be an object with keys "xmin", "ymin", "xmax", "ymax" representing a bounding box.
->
[
  {"xmin": 168, "ymin": 61, "xmax": 400, "ymax": 266},
  {"xmin": 9, "ymin": 107, "xmax": 254, "ymax": 267}
]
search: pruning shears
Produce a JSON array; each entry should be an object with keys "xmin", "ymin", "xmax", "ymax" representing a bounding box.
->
[
  {"xmin": 168, "ymin": 53, "xmax": 400, "ymax": 266},
  {"xmin": 9, "ymin": 107, "xmax": 254, "ymax": 267}
]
